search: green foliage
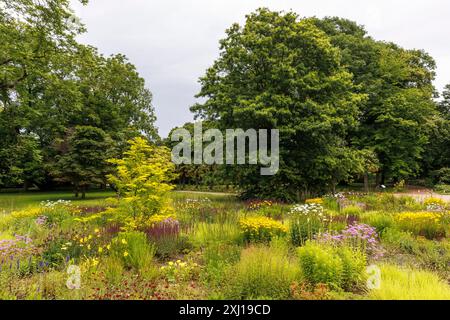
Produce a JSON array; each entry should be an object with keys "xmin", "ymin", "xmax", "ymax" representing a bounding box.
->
[
  {"xmin": 190, "ymin": 222, "xmax": 243, "ymax": 248},
  {"xmin": 435, "ymin": 184, "xmax": 450, "ymax": 194},
  {"xmin": 224, "ymin": 245, "xmax": 299, "ymax": 299},
  {"xmin": 0, "ymin": 135, "xmax": 44, "ymax": 189},
  {"xmin": 110, "ymin": 231, "xmax": 156, "ymax": 272},
  {"xmin": 314, "ymin": 17, "xmax": 437, "ymax": 183},
  {"xmin": 341, "ymin": 205, "xmax": 363, "ymax": 217},
  {"xmin": 297, "ymin": 242, "xmax": 367, "ymax": 291},
  {"xmin": 101, "ymin": 256, "xmax": 124, "ymax": 285},
  {"xmin": 381, "ymin": 227, "xmax": 417, "ymax": 253},
  {"xmin": 358, "ymin": 194, "xmax": 420, "ymax": 212},
  {"xmin": 0, "ymin": 0, "xmax": 158, "ymax": 190},
  {"xmin": 50, "ymin": 126, "xmax": 114, "ymax": 198},
  {"xmin": 289, "ymin": 216, "xmax": 324, "ymax": 247},
  {"xmin": 202, "ymin": 243, "xmax": 242, "ymax": 285},
  {"xmin": 369, "ymin": 264, "xmax": 450, "ymax": 300},
  {"xmin": 297, "ymin": 242, "xmax": 344, "ymax": 290},
  {"xmin": 360, "ymin": 212, "xmax": 394, "ymax": 235},
  {"xmin": 107, "ymin": 137, "xmax": 176, "ymax": 225},
  {"xmin": 191, "ymin": 8, "xmax": 365, "ymax": 200},
  {"xmin": 336, "ymin": 247, "xmax": 367, "ymax": 292}
]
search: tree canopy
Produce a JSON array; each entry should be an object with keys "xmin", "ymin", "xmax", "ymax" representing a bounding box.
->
[
  {"xmin": 190, "ymin": 8, "xmax": 445, "ymax": 200},
  {"xmin": 0, "ymin": 0, "xmax": 158, "ymax": 192}
]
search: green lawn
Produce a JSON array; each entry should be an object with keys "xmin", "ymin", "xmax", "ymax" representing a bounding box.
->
[
  {"xmin": 0, "ymin": 190, "xmax": 115, "ymax": 211},
  {"xmin": 0, "ymin": 189, "xmax": 235, "ymax": 212}
]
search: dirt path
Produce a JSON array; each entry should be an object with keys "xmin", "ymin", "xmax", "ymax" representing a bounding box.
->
[{"xmin": 393, "ymin": 189, "xmax": 450, "ymax": 202}]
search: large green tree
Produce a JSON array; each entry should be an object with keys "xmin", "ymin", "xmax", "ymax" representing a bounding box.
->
[
  {"xmin": 0, "ymin": 0, "xmax": 158, "ymax": 190},
  {"xmin": 0, "ymin": 0, "xmax": 86, "ymax": 188},
  {"xmin": 50, "ymin": 125, "xmax": 114, "ymax": 198},
  {"xmin": 313, "ymin": 17, "xmax": 438, "ymax": 183},
  {"xmin": 191, "ymin": 9, "xmax": 365, "ymax": 200}
]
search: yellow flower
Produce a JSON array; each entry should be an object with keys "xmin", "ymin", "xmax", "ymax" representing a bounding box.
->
[
  {"xmin": 87, "ymin": 244, "xmax": 91, "ymax": 250},
  {"xmin": 94, "ymin": 228, "xmax": 100, "ymax": 233},
  {"xmin": 106, "ymin": 244, "xmax": 111, "ymax": 250},
  {"xmin": 91, "ymin": 258, "xmax": 99, "ymax": 267},
  {"xmin": 123, "ymin": 251, "xmax": 129, "ymax": 257},
  {"xmin": 168, "ymin": 261, "xmax": 174, "ymax": 266},
  {"xmin": 121, "ymin": 239, "xmax": 127, "ymax": 245},
  {"xmin": 98, "ymin": 247, "xmax": 103, "ymax": 253}
]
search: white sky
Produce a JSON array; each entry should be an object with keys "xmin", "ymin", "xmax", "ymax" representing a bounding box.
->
[{"xmin": 71, "ymin": 0, "xmax": 450, "ymax": 137}]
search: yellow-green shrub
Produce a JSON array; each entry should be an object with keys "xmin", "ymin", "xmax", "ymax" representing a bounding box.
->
[
  {"xmin": 297, "ymin": 242, "xmax": 367, "ymax": 292},
  {"xmin": 369, "ymin": 264, "xmax": 450, "ymax": 300},
  {"xmin": 341, "ymin": 205, "xmax": 363, "ymax": 217},
  {"xmin": 239, "ymin": 216, "xmax": 287, "ymax": 242}
]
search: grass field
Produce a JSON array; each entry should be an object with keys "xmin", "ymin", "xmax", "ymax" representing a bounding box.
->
[
  {"xmin": 0, "ymin": 190, "xmax": 116, "ymax": 211},
  {"xmin": 0, "ymin": 190, "xmax": 235, "ymax": 212}
]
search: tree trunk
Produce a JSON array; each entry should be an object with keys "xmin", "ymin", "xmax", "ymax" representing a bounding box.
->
[
  {"xmin": 74, "ymin": 183, "xmax": 79, "ymax": 198},
  {"xmin": 363, "ymin": 172, "xmax": 369, "ymax": 193},
  {"xmin": 375, "ymin": 172, "xmax": 381, "ymax": 187}
]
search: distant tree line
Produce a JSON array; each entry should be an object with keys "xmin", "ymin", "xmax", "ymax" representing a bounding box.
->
[
  {"xmin": 1, "ymin": 3, "xmax": 449, "ymax": 201},
  {"xmin": 169, "ymin": 9, "xmax": 450, "ymax": 201},
  {"xmin": 0, "ymin": 0, "xmax": 158, "ymax": 196}
]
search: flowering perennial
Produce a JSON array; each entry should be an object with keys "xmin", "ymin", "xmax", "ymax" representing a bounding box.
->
[
  {"xmin": 317, "ymin": 223, "xmax": 384, "ymax": 259},
  {"xmin": 239, "ymin": 216, "xmax": 287, "ymax": 242}
]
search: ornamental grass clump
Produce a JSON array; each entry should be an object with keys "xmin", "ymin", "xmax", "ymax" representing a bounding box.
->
[
  {"xmin": 297, "ymin": 242, "xmax": 367, "ymax": 292},
  {"xmin": 224, "ymin": 245, "xmax": 299, "ymax": 299},
  {"xmin": 110, "ymin": 231, "xmax": 156, "ymax": 272},
  {"xmin": 190, "ymin": 222, "xmax": 242, "ymax": 248},
  {"xmin": 395, "ymin": 212, "xmax": 447, "ymax": 239},
  {"xmin": 297, "ymin": 242, "xmax": 344, "ymax": 290},
  {"xmin": 369, "ymin": 264, "xmax": 450, "ymax": 300},
  {"xmin": 239, "ymin": 217, "xmax": 287, "ymax": 243}
]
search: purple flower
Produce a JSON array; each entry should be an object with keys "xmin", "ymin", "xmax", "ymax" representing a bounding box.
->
[{"xmin": 316, "ymin": 222, "xmax": 384, "ymax": 259}]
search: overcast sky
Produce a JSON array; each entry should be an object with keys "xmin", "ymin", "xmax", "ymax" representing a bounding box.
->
[{"xmin": 71, "ymin": 0, "xmax": 450, "ymax": 137}]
